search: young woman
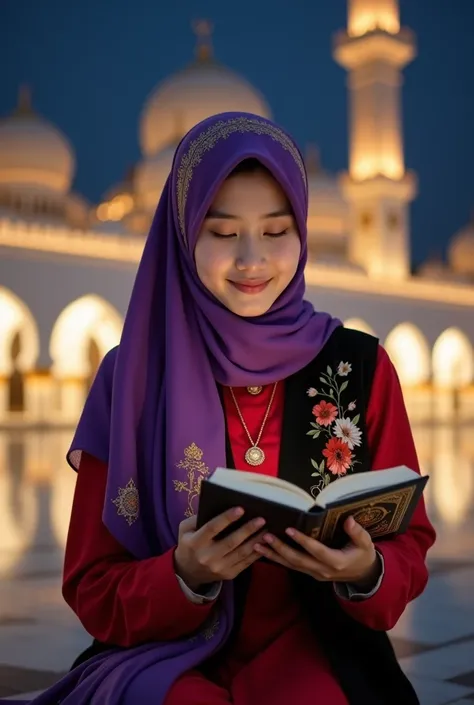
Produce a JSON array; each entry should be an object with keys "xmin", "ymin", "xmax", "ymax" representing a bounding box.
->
[{"xmin": 10, "ymin": 112, "xmax": 435, "ymax": 705}]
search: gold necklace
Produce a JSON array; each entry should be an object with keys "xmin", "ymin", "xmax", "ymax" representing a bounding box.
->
[
  {"xmin": 247, "ymin": 386, "xmax": 263, "ymax": 395},
  {"xmin": 229, "ymin": 382, "xmax": 278, "ymax": 466}
]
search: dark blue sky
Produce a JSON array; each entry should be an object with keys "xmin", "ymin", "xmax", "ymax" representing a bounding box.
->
[{"xmin": 2, "ymin": 0, "xmax": 473, "ymax": 266}]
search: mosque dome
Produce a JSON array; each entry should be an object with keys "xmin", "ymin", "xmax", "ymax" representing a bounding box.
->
[
  {"xmin": 448, "ymin": 218, "xmax": 474, "ymax": 276},
  {"xmin": 0, "ymin": 87, "xmax": 75, "ymax": 194},
  {"xmin": 134, "ymin": 143, "xmax": 175, "ymax": 212},
  {"xmin": 139, "ymin": 21, "xmax": 271, "ymax": 158},
  {"xmin": 305, "ymin": 146, "xmax": 348, "ymax": 256}
]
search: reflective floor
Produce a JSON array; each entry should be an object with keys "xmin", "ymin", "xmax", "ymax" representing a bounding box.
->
[{"xmin": 0, "ymin": 424, "xmax": 474, "ymax": 703}]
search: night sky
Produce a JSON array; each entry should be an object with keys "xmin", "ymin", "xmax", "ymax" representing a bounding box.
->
[{"xmin": 2, "ymin": 0, "xmax": 473, "ymax": 266}]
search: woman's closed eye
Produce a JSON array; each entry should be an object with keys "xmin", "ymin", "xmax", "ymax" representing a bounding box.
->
[
  {"xmin": 210, "ymin": 229, "xmax": 290, "ymax": 239},
  {"xmin": 210, "ymin": 231, "xmax": 238, "ymax": 239},
  {"xmin": 264, "ymin": 228, "xmax": 289, "ymax": 238}
]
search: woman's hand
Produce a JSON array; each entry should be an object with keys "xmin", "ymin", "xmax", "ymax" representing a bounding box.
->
[
  {"xmin": 174, "ymin": 508, "xmax": 265, "ymax": 593},
  {"xmin": 254, "ymin": 516, "xmax": 381, "ymax": 590}
]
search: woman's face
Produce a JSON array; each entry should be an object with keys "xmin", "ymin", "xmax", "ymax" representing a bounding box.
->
[{"xmin": 194, "ymin": 168, "xmax": 301, "ymax": 317}]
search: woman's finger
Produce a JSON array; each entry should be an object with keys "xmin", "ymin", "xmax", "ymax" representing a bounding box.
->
[{"xmin": 213, "ymin": 517, "xmax": 266, "ymax": 558}]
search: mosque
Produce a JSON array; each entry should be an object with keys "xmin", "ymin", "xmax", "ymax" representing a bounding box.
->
[{"xmin": 1, "ymin": 0, "xmax": 474, "ymax": 430}]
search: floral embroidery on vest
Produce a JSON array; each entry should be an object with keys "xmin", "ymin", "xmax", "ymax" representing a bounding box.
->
[
  {"xmin": 174, "ymin": 442, "xmax": 210, "ymax": 518},
  {"xmin": 112, "ymin": 479, "xmax": 139, "ymax": 526},
  {"xmin": 306, "ymin": 361, "xmax": 362, "ymax": 497}
]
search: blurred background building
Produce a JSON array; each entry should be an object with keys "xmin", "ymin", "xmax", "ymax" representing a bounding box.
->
[{"xmin": 1, "ymin": 0, "xmax": 474, "ymax": 429}]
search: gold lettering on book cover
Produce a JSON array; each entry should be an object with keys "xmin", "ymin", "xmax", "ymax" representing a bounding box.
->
[
  {"xmin": 174, "ymin": 442, "xmax": 210, "ymax": 518},
  {"xmin": 176, "ymin": 117, "xmax": 307, "ymax": 242},
  {"xmin": 318, "ymin": 485, "xmax": 417, "ymax": 544}
]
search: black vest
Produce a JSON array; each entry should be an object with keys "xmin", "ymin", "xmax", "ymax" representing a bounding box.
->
[{"xmin": 73, "ymin": 327, "xmax": 420, "ymax": 705}]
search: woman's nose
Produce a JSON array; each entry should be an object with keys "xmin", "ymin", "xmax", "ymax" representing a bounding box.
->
[{"xmin": 235, "ymin": 237, "xmax": 266, "ymax": 270}]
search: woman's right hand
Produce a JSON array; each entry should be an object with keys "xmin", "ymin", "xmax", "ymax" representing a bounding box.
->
[{"xmin": 174, "ymin": 508, "xmax": 265, "ymax": 593}]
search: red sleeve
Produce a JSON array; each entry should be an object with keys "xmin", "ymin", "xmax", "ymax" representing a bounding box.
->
[
  {"xmin": 62, "ymin": 452, "xmax": 215, "ymax": 647},
  {"xmin": 336, "ymin": 345, "xmax": 436, "ymax": 631}
]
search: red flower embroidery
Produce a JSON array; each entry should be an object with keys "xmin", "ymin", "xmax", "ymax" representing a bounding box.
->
[
  {"xmin": 322, "ymin": 438, "xmax": 353, "ymax": 476},
  {"xmin": 312, "ymin": 400, "xmax": 338, "ymax": 427}
]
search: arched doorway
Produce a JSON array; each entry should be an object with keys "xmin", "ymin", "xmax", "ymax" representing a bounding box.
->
[
  {"xmin": 0, "ymin": 288, "xmax": 39, "ymax": 419},
  {"xmin": 384, "ymin": 323, "xmax": 431, "ymax": 422},
  {"xmin": 432, "ymin": 328, "xmax": 474, "ymax": 389},
  {"xmin": 432, "ymin": 328, "xmax": 474, "ymax": 420},
  {"xmin": 344, "ymin": 318, "xmax": 376, "ymax": 336},
  {"xmin": 49, "ymin": 295, "xmax": 123, "ymax": 419},
  {"xmin": 384, "ymin": 323, "xmax": 430, "ymax": 386}
]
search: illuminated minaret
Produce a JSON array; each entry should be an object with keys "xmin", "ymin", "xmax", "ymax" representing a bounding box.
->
[{"xmin": 334, "ymin": 0, "xmax": 417, "ymax": 279}]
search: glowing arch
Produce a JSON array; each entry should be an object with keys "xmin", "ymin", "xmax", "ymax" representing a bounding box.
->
[
  {"xmin": 0, "ymin": 287, "xmax": 39, "ymax": 375},
  {"xmin": 384, "ymin": 323, "xmax": 430, "ymax": 386},
  {"xmin": 50, "ymin": 295, "xmax": 123, "ymax": 378},
  {"xmin": 432, "ymin": 328, "xmax": 474, "ymax": 389},
  {"xmin": 344, "ymin": 318, "xmax": 376, "ymax": 336}
]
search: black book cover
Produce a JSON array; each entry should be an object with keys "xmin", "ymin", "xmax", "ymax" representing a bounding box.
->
[{"xmin": 196, "ymin": 474, "xmax": 428, "ymax": 548}]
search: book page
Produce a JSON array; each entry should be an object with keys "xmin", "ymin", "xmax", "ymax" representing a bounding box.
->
[
  {"xmin": 316, "ymin": 465, "xmax": 417, "ymax": 507},
  {"xmin": 210, "ymin": 468, "xmax": 314, "ymax": 511}
]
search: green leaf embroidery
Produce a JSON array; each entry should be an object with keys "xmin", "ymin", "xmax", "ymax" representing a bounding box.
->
[
  {"xmin": 327, "ymin": 366, "xmax": 332, "ymax": 376},
  {"xmin": 311, "ymin": 458, "xmax": 319, "ymax": 469},
  {"xmin": 329, "ymin": 389, "xmax": 334, "ymax": 396},
  {"xmin": 307, "ymin": 429, "xmax": 321, "ymax": 437},
  {"xmin": 319, "ymin": 459, "xmax": 325, "ymax": 472},
  {"xmin": 324, "ymin": 474, "xmax": 331, "ymax": 486},
  {"xmin": 310, "ymin": 422, "xmax": 319, "ymax": 429},
  {"xmin": 352, "ymin": 414, "xmax": 360, "ymax": 425},
  {"xmin": 311, "ymin": 472, "xmax": 321, "ymax": 477},
  {"xmin": 319, "ymin": 377, "xmax": 327, "ymax": 385},
  {"xmin": 340, "ymin": 380, "xmax": 348, "ymax": 392}
]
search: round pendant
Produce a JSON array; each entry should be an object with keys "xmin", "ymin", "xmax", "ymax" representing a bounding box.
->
[
  {"xmin": 247, "ymin": 386, "xmax": 263, "ymax": 396},
  {"xmin": 245, "ymin": 446, "xmax": 265, "ymax": 466}
]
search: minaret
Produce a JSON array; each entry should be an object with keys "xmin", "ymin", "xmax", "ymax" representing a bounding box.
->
[{"xmin": 334, "ymin": 0, "xmax": 417, "ymax": 279}]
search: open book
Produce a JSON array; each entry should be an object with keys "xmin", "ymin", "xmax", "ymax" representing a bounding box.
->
[{"xmin": 196, "ymin": 466, "xmax": 428, "ymax": 548}]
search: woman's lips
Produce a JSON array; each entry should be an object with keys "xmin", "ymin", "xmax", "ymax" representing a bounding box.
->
[{"xmin": 229, "ymin": 279, "xmax": 271, "ymax": 294}]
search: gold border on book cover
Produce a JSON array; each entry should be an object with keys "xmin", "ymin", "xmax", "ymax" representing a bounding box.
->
[{"xmin": 317, "ymin": 485, "xmax": 417, "ymax": 543}]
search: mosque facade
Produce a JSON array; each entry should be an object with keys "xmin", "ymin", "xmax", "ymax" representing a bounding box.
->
[{"xmin": 1, "ymin": 0, "xmax": 474, "ymax": 429}]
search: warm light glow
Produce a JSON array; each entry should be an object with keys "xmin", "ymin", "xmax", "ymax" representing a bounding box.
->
[
  {"xmin": 432, "ymin": 426, "xmax": 474, "ymax": 526},
  {"xmin": 0, "ymin": 434, "xmax": 38, "ymax": 574},
  {"xmin": 50, "ymin": 430, "xmax": 77, "ymax": 546},
  {"xmin": 352, "ymin": 154, "xmax": 404, "ymax": 182},
  {"xmin": 96, "ymin": 194, "xmax": 134, "ymax": 222},
  {"xmin": 0, "ymin": 287, "xmax": 39, "ymax": 375},
  {"xmin": 384, "ymin": 323, "xmax": 430, "ymax": 386},
  {"xmin": 0, "ymin": 218, "xmax": 144, "ymax": 262},
  {"xmin": 433, "ymin": 328, "xmax": 474, "ymax": 389},
  {"xmin": 348, "ymin": 0, "xmax": 400, "ymax": 37},
  {"xmin": 344, "ymin": 318, "xmax": 376, "ymax": 336},
  {"xmin": 50, "ymin": 295, "xmax": 123, "ymax": 378}
]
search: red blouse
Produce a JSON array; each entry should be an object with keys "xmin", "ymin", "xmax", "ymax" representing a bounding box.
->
[{"xmin": 62, "ymin": 346, "xmax": 435, "ymax": 704}]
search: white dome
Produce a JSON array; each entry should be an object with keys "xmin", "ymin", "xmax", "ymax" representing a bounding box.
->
[
  {"xmin": 306, "ymin": 147, "xmax": 348, "ymax": 243},
  {"xmin": 0, "ymin": 89, "xmax": 75, "ymax": 194},
  {"xmin": 139, "ymin": 29, "xmax": 271, "ymax": 157},
  {"xmin": 448, "ymin": 221, "xmax": 474, "ymax": 276},
  {"xmin": 134, "ymin": 144, "xmax": 175, "ymax": 211}
]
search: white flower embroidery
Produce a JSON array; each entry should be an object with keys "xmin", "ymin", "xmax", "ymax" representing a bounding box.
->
[
  {"xmin": 348, "ymin": 400, "xmax": 356, "ymax": 411},
  {"xmin": 337, "ymin": 361, "xmax": 352, "ymax": 376},
  {"xmin": 333, "ymin": 418, "xmax": 362, "ymax": 450},
  {"xmin": 307, "ymin": 387, "xmax": 318, "ymax": 397}
]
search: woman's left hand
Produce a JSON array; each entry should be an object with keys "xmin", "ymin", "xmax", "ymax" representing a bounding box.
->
[{"xmin": 254, "ymin": 516, "xmax": 381, "ymax": 589}]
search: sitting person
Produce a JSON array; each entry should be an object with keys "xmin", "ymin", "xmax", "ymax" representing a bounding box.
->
[{"xmin": 9, "ymin": 112, "xmax": 435, "ymax": 705}]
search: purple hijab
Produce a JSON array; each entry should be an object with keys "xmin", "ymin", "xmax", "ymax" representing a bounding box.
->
[{"xmin": 8, "ymin": 113, "xmax": 340, "ymax": 705}]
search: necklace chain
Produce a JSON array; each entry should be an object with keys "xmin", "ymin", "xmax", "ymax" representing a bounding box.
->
[{"xmin": 229, "ymin": 382, "xmax": 278, "ymax": 464}]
